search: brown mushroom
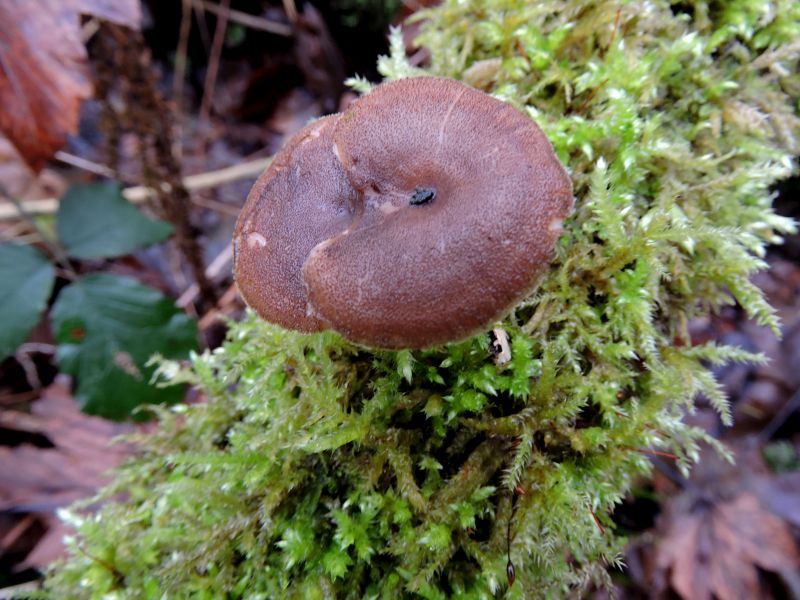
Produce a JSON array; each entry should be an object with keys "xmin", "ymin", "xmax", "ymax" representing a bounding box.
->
[
  {"xmin": 234, "ymin": 76, "xmax": 573, "ymax": 349},
  {"xmin": 233, "ymin": 114, "xmax": 357, "ymax": 332}
]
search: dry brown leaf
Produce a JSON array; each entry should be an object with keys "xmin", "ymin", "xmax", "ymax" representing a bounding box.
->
[
  {"xmin": 753, "ymin": 471, "xmax": 800, "ymax": 527},
  {"xmin": 656, "ymin": 492, "xmax": 800, "ymax": 600},
  {"xmin": 0, "ymin": 376, "xmax": 134, "ymax": 511},
  {"xmin": 15, "ymin": 515, "xmax": 68, "ymax": 572},
  {"xmin": 0, "ymin": 0, "xmax": 140, "ymax": 172},
  {"xmin": 0, "ymin": 376, "xmax": 136, "ymax": 570},
  {"xmin": 657, "ymin": 509, "xmax": 711, "ymax": 600}
]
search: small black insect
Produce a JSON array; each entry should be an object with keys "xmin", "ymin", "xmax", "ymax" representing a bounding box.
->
[{"xmin": 410, "ymin": 186, "xmax": 436, "ymax": 206}]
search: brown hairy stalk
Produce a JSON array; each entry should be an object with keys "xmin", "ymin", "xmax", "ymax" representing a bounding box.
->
[{"xmin": 92, "ymin": 23, "xmax": 216, "ymax": 311}]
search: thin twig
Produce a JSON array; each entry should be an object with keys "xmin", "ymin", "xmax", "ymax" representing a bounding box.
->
[
  {"xmin": 2, "ymin": 233, "xmax": 41, "ymax": 244},
  {"xmin": 55, "ymin": 151, "xmax": 115, "ymax": 178},
  {"xmin": 400, "ymin": 0, "xmax": 424, "ymax": 10},
  {"xmin": 587, "ymin": 504, "xmax": 605, "ymax": 535},
  {"xmin": 17, "ymin": 343, "xmax": 56, "ymax": 355},
  {"xmin": 14, "ymin": 344, "xmax": 56, "ymax": 390},
  {"xmin": 522, "ymin": 298, "xmax": 551, "ymax": 334},
  {"xmin": 173, "ymin": 0, "xmax": 193, "ymax": 159},
  {"xmin": 282, "ymin": 0, "xmax": 299, "ymax": 24},
  {"xmin": 0, "ymin": 514, "xmax": 36, "ymax": 553},
  {"xmin": 177, "ymin": 242, "xmax": 233, "ymax": 308},
  {"xmin": 650, "ymin": 456, "xmax": 707, "ymax": 499},
  {"xmin": 197, "ymin": 0, "xmax": 291, "ymax": 36},
  {"xmin": 621, "ymin": 446, "xmax": 678, "ymax": 459},
  {"xmin": 80, "ymin": 17, "xmax": 101, "ymax": 42},
  {"xmin": 192, "ymin": 0, "xmax": 213, "ymax": 52},
  {"xmin": 0, "ymin": 389, "xmax": 39, "ymax": 407},
  {"xmin": 0, "ymin": 220, "xmax": 32, "ymax": 241},
  {"xmin": 190, "ymin": 195, "xmax": 241, "ymax": 217},
  {"xmin": 0, "ymin": 582, "xmax": 40, "ymax": 597},
  {"xmin": 758, "ymin": 386, "xmax": 800, "ymax": 443},
  {"xmin": 199, "ymin": 0, "xmax": 231, "ymax": 123},
  {"xmin": 180, "ymin": 157, "xmax": 271, "ymax": 189},
  {"xmin": 198, "ymin": 283, "xmax": 240, "ymax": 330},
  {"xmin": 0, "ymin": 157, "xmax": 271, "ymax": 220},
  {"xmin": 1, "ymin": 185, "xmax": 78, "ymax": 280}
]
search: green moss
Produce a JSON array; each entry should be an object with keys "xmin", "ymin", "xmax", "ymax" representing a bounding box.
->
[{"xmin": 46, "ymin": 0, "xmax": 799, "ymax": 597}]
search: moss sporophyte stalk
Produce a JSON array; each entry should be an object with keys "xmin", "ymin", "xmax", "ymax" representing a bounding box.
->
[{"xmin": 46, "ymin": 1, "xmax": 800, "ymax": 597}]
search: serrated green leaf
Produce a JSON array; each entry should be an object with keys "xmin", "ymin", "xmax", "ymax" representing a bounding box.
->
[
  {"xmin": 333, "ymin": 509, "xmax": 374, "ymax": 561},
  {"xmin": 396, "ymin": 350, "xmax": 414, "ymax": 383},
  {"xmin": 277, "ymin": 522, "xmax": 315, "ymax": 569},
  {"xmin": 51, "ymin": 273, "xmax": 197, "ymax": 419},
  {"xmin": 322, "ymin": 547, "xmax": 352, "ymax": 580},
  {"xmin": 418, "ymin": 523, "xmax": 451, "ymax": 551},
  {"xmin": 57, "ymin": 182, "xmax": 172, "ymax": 259},
  {"xmin": 0, "ymin": 244, "xmax": 55, "ymax": 359},
  {"xmin": 454, "ymin": 502, "xmax": 477, "ymax": 529}
]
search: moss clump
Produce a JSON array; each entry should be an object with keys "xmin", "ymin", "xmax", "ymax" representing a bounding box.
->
[{"xmin": 46, "ymin": 0, "xmax": 799, "ymax": 597}]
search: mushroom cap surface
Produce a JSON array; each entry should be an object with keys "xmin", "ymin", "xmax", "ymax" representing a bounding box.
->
[
  {"xmin": 233, "ymin": 115, "xmax": 357, "ymax": 332},
  {"xmin": 234, "ymin": 77, "xmax": 574, "ymax": 349}
]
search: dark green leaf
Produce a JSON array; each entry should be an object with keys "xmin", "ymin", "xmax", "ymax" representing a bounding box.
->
[
  {"xmin": 57, "ymin": 182, "xmax": 172, "ymax": 259},
  {"xmin": 51, "ymin": 273, "xmax": 197, "ymax": 419},
  {"xmin": 0, "ymin": 244, "xmax": 55, "ymax": 359}
]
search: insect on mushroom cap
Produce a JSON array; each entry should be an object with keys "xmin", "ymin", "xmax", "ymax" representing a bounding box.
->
[{"xmin": 234, "ymin": 77, "xmax": 574, "ymax": 349}]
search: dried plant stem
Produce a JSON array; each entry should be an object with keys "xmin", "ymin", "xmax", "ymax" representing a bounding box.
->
[
  {"xmin": 0, "ymin": 157, "xmax": 271, "ymax": 220},
  {"xmin": 177, "ymin": 242, "xmax": 233, "ymax": 308},
  {"xmin": 54, "ymin": 151, "xmax": 115, "ymax": 178},
  {"xmin": 14, "ymin": 343, "xmax": 56, "ymax": 390},
  {"xmin": 282, "ymin": 0, "xmax": 299, "ymax": 23},
  {"xmin": 199, "ymin": 0, "xmax": 230, "ymax": 123},
  {"xmin": 0, "ymin": 515, "xmax": 36, "ymax": 555},
  {"xmin": 172, "ymin": 0, "xmax": 193, "ymax": 159},
  {"xmin": 196, "ymin": 0, "xmax": 291, "ymax": 36},
  {"xmin": 86, "ymin": 23, "xmax": 276, "ymax": 310},
  {"xmin": 0, "ymin": 184, "xmax": 78, "ymax": 280},
  {"xmin": 198, "ymin": 282, "xmax": 239, "ymax": 330},
  {"xmin": 111, "ymin": 25, "xmax": 216, "ymax": 308}
]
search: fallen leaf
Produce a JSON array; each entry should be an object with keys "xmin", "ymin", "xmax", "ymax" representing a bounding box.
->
[
  {"xmin": 656, "ymin": 495, "xmax": 798, "ymax": 600},
  {"xmin": 0, "ymin": 0, "xmax": 141, "ymax": 171},
  {"xmin": 0, "ymin": 135, "xmax": 67, "ymax": 199},
  {"xmin": 0, "ymin": 376, "xmax": 136, "ymax": 570},
  {"xmin": 656, "ymin": 508, "xmax": 711, "ymax": 600},
  {"xmin": 15, "ymin": 516, "xmax": 67, "ymax": 572},
  {"xmin": 753, "ymin": 471, "xmax": 800, "ymax": 527}
]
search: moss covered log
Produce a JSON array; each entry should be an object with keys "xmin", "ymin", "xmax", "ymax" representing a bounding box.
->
[{"xmin": 46, "ymin": 0, "xmax": 800, "ymax": 597}]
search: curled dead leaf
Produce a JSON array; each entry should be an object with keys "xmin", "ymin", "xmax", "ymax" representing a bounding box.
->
[
  {"xmin": 655, "ymin": 492, "xmax": 800, "ymax": 600},
  {"xmin": 0, "ymin": 376, "xmax": 136, "ymax": 570},
  {"xmin": 0, "ymin": 0, "xmax": 140, "ymax": 171}
]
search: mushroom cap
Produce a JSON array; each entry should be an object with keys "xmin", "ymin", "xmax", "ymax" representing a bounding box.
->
[
  {"xmin": 233, "ymin": 115, "xmax": 357, "ymax": 332},
  {"xmin": 234, "ymin": 77, "xmax": 574, "ymax": 349}
]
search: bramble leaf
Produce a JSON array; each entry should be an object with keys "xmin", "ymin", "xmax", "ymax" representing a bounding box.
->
[
  {"xmin": 57, "ymin": 182, "xmax": 172, "ymax": 259},
  {"xmin": 51, "ymin": 273, "xmax": 196, "ymax": 419},
  {"xmin": 0, "ymin": 244, "xmax": 55, "ymax": 359}
]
